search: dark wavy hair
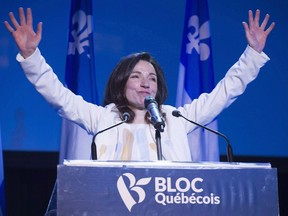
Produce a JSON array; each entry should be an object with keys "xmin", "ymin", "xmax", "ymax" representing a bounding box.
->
[{"xmin": 103, "ymin": 52, "xmax": 168, "ymax": 123}]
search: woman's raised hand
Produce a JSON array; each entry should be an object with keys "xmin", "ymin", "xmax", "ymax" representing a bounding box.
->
[
  {"xmin": 242, "ymin": 9, "xmax": 275, "ymax": 53},
  {"xmin": 4, "ymin": 7, "xmax": 42, "ymax": 58}
]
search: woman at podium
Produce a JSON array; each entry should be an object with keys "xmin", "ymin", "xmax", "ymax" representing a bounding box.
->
[{"xmin": 4, "ymin": 8, "xmax": 274, "ymax": 161}]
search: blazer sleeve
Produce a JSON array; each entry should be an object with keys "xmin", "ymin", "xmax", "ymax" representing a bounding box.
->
[
  {"xmin": 177, "ymin": 45, "xmax": 270, "ymax": 132},
  {"xmin": 17, "ymin": 48, "xmax": 102, "ymax": 134}
]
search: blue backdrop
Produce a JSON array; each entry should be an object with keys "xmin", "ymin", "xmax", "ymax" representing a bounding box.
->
[{"xmin": 0, "ymin": 0, "xmax": 287, "ymax": 157}]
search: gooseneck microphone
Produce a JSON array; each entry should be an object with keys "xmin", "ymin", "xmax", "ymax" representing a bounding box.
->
[
  {"xmin": 172, "ymin": 110, "xmax": 234, "ymax": 162},
  {"xmin": 91, "ymin": 112, "xmax": 130, "ymax": 160},
  {"xmin": 144, "ymin": 96, "xmax": 165, "ymax": 132}
]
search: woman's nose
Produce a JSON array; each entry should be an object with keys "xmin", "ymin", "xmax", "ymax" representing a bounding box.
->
[{"xmin": 140, "ymin": 79, "xmax": 150, "ymax": 88}]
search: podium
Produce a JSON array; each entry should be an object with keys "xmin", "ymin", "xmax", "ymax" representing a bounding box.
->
[{"xmin": 49, "ymin": 161, "xmax": 279, "ymax": 216}]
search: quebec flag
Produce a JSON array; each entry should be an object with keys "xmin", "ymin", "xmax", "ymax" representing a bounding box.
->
[
  {"xmin": 176, "ymin": 0, "xmax": 219, "ymax": 161},
  {"xmin": 60, "ymin": 0, "xmax": 97, "ymax": 163}
]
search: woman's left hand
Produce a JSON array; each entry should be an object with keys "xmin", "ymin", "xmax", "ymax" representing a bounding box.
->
[{"xmin": 242, "ymin": 9, "xmax": 275, "ymax": 53}]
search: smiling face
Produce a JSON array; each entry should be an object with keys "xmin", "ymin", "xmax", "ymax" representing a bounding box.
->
[
  {"xmin": 103, "ymin": 52, "xmax": 168, "ymax": 119},
  {"xmin": 125, "ymin": 60, "xmax": 158, "ymax": 110}
]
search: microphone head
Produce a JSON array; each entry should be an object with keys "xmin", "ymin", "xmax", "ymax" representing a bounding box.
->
[
  {"xmin": 123, "ymin": 112, "xmax": 130, "ymax": 122},
  {"xmin": 172, "ymin": 110, "xmax": 181, "ymax": 117},
  {"xmin": 144, "ymin": 95, "xmax": 157, "ymax": 108}
]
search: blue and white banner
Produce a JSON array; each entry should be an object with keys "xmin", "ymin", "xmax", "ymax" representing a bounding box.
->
[
  {"xmin": 60, "ymin": 0, "xmax": 98, "ymax": 163},
  {"xmin": 176, "ymin": 0, "xmax": 218, "ymax": 161}
]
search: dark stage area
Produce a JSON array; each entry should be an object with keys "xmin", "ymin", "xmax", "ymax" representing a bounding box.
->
[{"xmin": 3, "ymin": 151, "xmax": 287, "ymax": 216}]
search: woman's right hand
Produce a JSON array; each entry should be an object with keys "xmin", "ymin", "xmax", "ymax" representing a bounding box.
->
[{"xmin": 4, "ymin": 7, "xmax": 42, "ymax": 59}]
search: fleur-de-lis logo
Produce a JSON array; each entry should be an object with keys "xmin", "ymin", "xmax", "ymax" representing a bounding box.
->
[
  {"xmin": 186, "ymin": 15, "xmax": 211, "ymax": 61},
  {"xmin": 67, "ymin": 10, "xmax": 92, "ymax": 58},
  {"xmin": 117, "ymin": 173, "xmax": 151, "ymax": 212}
]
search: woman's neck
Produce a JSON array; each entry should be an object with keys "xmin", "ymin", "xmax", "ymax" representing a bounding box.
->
[{"xmin": 131, "ymin": 108, "xmax": 147, "ymax": 124}]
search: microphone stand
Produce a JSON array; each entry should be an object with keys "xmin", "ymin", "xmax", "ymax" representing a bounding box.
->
[
  {"xmin": 155, "ymin": 129, "xmax": 163, "ymax": 160},
  {"xmin": 192, "ymin": 121, "xmax": 233, "ymax": 162},
  {"xmin": 91, "ymin": 113, "xmax": 130, "ymax": 160},
  {"xmin": 173, "ymin": 111, "xmax": 234, "ymax": 162},
  {"xmin": 91, "ymin": 121, "xmax": 125, "ymax": 160}
]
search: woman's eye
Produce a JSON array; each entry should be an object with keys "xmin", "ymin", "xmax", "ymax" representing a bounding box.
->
[{"xmin": 130, "ymin": 75, "xmax": 139, "ymax": 79}]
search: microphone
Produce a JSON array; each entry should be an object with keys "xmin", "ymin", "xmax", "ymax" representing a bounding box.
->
[
  {"xmin": 172, "ymin": 110, "xmax": 234, "ymax": 162},
  {"xmin": 91, "ymin": 112, "xmax": 130, "ymax": 160},
  {"xmin": 144, "ymin": 96, "xmax": 165, "ymax": 132}
]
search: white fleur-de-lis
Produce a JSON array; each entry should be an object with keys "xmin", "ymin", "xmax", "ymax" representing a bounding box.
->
[
  {"xmin": 186, "ymin": 15, "xmax": 211, "ymax": 61},
  {"xmin": 67, "ymin": 10, "xmax": 92, "ymax": 58}
]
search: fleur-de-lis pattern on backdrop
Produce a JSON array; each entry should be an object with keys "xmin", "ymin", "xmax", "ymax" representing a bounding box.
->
[
  {"xmin": 186, "ymin": 15, "xmax": 211, "ymax": 61},
  {"xmin": 176, "ymin": 0, "xmax": 218, "ymax": 162},
  {"xmin": 60, "ymin": 0, "xmax": 98, "ymax": 163},
  {"xmin": 67, "ymin": 10, "xmax": 93, "ymax": 58}
]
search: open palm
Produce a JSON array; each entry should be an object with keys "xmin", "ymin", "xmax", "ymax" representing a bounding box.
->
[
  {"xmin": 4, "ymin": 7, "xmax": 42, "ymax": 58},
  {"xmin": 242, "ymin": 10, "xmax": 275, "ymax": 53}
]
